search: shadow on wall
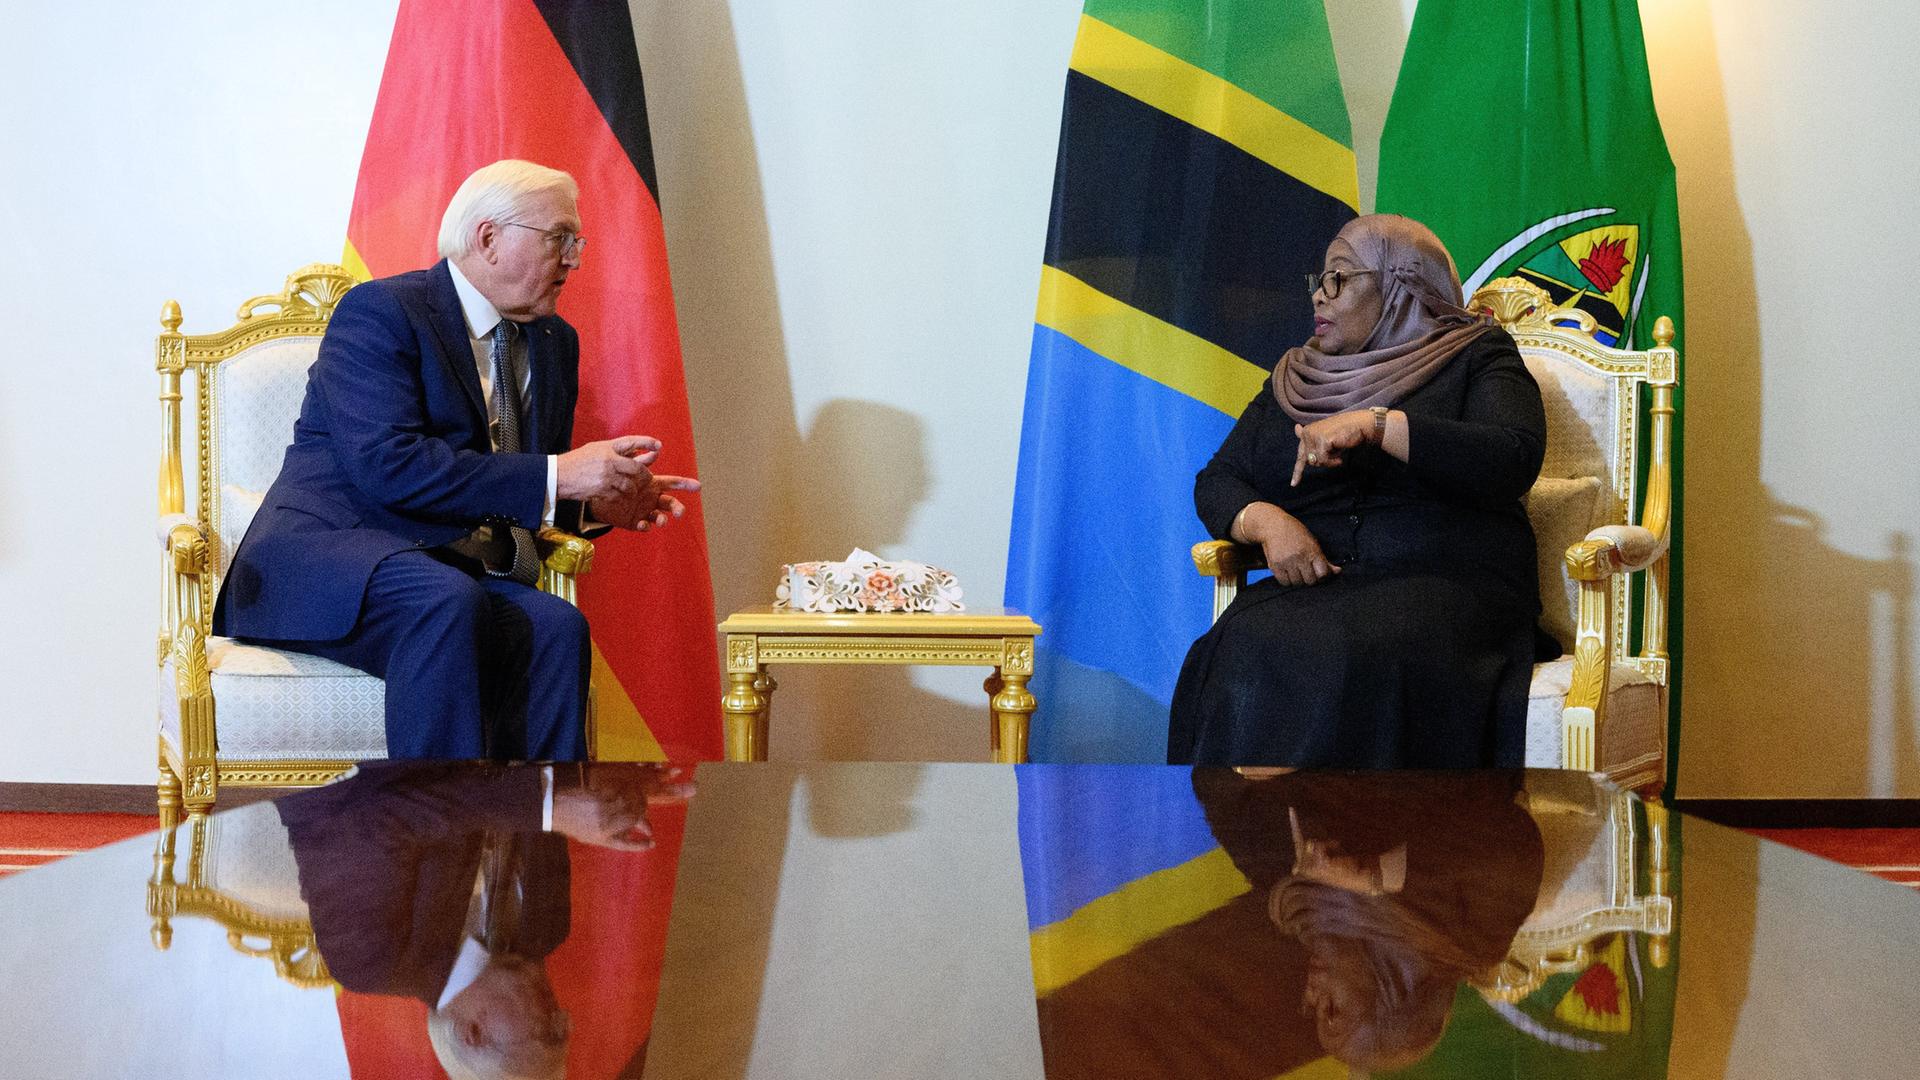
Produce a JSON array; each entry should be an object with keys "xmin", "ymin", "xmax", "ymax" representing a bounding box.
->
[
  {"xmin": 1697, "ymin": 498, "xmax": 1913, "ymax": 797},
  {"xmin": 627, "ymin": 1, "xmax": 1002, "ymax": 763},
  {"xmin": 1652, "ymin": 0, "xmax": 1917, "ymax": 797},
  {"xmin": 778, "ymin": 399, "xmax": 929, "ymax": 559},
  {"xmin": 629, "ymin": 0, "xmax": 802, "ymax": 636},
  {"xmin": 771, "ymin": 400, "xmax": 995, "ymax": 762}
]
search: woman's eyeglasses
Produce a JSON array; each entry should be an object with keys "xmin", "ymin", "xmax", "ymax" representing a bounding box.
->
[{"xmin": 1306, "ymin": 269, "xmax": 1376, "ymax": 299}]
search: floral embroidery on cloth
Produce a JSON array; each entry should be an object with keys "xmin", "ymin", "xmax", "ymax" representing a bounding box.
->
[{"xmin": 775, "ymin": 548, "xmax": 965, "ymax": 613}]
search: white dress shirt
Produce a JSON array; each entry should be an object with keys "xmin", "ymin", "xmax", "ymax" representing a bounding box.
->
[{"xmin": 436, "ymin": 766, "xmax": 555, "ymax": 1009}]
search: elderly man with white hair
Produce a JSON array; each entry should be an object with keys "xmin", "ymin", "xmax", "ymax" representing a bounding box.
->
[{"xmin": 214, "ymin": 159, "xmax": 696, "ymax": 761}]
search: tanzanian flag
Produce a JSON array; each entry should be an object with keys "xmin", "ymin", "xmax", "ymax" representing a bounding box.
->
[
  {"xmin": 342, "ymin": 0, "xmax": 719, "ymax": 765},
  {"xmin": 1006, "ymin": 0, "xmax": 1358, "ymax": 763},
  {"xmin": 1375, "ymin": 0, "xmax": 1685, "ymax": 784}
]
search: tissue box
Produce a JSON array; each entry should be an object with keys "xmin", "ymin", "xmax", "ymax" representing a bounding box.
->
[{"xmin": 775, "ymin": 548, "xmax": 965, "ymax": 613}]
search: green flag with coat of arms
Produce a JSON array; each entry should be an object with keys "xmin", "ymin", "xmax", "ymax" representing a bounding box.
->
[{"xmin": 1376, "ymin": 0, "xmax": 1684, "ymax": 782}]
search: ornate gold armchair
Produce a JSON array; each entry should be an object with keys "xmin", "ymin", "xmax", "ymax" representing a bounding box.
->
[
  {"xmin": 146, "ymin": 801, "xmax": 333, "ymax": 990},
  {"xmin": 1192, "ymin": 278, "xmax": 1675, "ymax": 792},
  {"xmin": 155, "ymin": 264, "xmax": 596, "ymax": 828}
]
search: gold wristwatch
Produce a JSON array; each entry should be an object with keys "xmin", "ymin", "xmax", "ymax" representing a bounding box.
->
[{"xmin": 1371, "ymin": 405, "xmax": 1390, "ymax": 440}]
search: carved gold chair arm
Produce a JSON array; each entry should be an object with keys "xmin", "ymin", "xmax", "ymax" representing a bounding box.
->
[
  {"xmin": 1190, "ymin": 539, "xmax": 1262, "ymax": 578},
  {"xmin": 536, "ymin": 527, "xmax": 595, "ymax": 577},
  {"xmin": 158, "ymin": 515, "xmax": 211, "ymax": 577},
  {"xmin": 1192, "ymin": 539, "xmax": 1264, "ymax": 622},
  {"xmin": 157, "ymin": 516, "xmax": 214, "ymax": 667},
  {"xmin": 1565, "ymin": 525, "xmax": 1666, "ymax": 581},
  {"xmin": 1560, "ymin": 535, "xmax": 1639, "ymax": 773},
  {"xmin": 535, "ymin": 527, "xmax": 594, "ymax": 606}
]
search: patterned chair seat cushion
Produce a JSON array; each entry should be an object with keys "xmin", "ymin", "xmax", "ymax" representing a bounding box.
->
[
  {"xmin": 159, "ymin": 637, "xmax": 386, "ymax": 762},
  {"xmin": 1523, "ymin": 658, "xmax": 1659, "ymax": 769}
]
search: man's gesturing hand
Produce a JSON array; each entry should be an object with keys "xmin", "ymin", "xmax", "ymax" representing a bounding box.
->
[
  {"xmin": 551, "ymin": 763, "xmax": 697, "ymax": 851},
  {"xmin": 556, "ymin": 435, "xmax": 659, "ymax": 501},
  {"xmin": 590, "ymin": 473, "xmax": 701, "ymax": 532}
]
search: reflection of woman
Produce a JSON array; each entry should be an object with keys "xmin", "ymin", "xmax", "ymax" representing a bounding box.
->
[
  {"xmin": 1030, "ymin": 768, "xmax": 1543, "ymax": 1078},
  {"xmin": 1199, "ymin": 769, "xmax": 1545, "ymax": 1070},
  {"xmin": 1169, "ymin": 215, "xmax": 1548, "ymax": 768}
]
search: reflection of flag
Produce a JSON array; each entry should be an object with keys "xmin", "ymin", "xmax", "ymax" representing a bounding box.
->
[
  {"xmin": 342, "ymin": 0, "xmax": 719, "ymax": 763},
  {"xmin": 1006, "ymin": 0, "xmax": 1357, "ymax": 762},
  {"xmin": 1554, "ymin": 934, "xmax": 1633, "ymax": 1032},
  {"xmin": 1017, "ymin": 765, "xmax": 1339, "ymax": 1078},
  {"xmin": 1394, "ymin": 803, "xmax": 1680, "ymax": 1080},
  {"xmin": 1376, "ymin": 0, "xmax": 1685, "ymax": 770},
  {"xmin": 1018, "ymin": 765, "xmax": 1238, "ymax": 992}
]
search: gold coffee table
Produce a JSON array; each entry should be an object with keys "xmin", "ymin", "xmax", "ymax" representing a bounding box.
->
[{"xmin": 717, "ymin": 606, "xmax": 1042, "ymax": 763}]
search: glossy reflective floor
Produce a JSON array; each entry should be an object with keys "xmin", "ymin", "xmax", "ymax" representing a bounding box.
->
[{"xmin": 0, "ymin": 763, "xmax": 1915, "ymax": 1078}]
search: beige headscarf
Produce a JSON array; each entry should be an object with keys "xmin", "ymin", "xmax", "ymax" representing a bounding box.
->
[{"xmin": 1276, "ymin": 214, "xmax": 1495, "ymax": 423}]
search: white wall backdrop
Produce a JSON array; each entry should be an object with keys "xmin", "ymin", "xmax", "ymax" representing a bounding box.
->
[
  {"xmin": 0, "ymin": 2, "xmax": 394, "ymax": 783},
  {"xmin": 2, "ymin": 0, "xmax": 1914, "ymax": 796}
]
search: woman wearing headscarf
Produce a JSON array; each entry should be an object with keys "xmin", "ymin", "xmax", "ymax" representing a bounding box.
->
[{"xmin": 1168, "ymin": 215, "xmax": 1548, "ymax": 768}]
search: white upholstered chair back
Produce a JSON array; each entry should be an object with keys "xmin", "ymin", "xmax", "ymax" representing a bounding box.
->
[
  {"xmin": 159, "ymin": 264, "xmax": 357, "ymax": 634},
  {"xmin": 1469, "ymin": 278, "xmax": 1671, "ymax": 669},
  {"xmin": 209, "ymin": 337, "xmax": 323, "ymax": 581}
]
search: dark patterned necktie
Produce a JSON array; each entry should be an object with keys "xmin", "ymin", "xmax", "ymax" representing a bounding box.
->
[{"xmin": 490, "ymin": 321, "xmax": 541, "ymax": 586}]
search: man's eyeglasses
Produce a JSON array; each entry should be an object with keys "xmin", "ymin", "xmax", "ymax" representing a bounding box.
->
[
  {"xmin": 1306, "ymin": 269, "xmax": 1376, "ymax": 299},
  {"xmin": 504, "ymin": 222, "xmax": 587, "ymax": 258}
]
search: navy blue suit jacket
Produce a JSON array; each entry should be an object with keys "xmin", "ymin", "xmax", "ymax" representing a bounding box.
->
[
  {"xmin": 215, "ymin": 261, "xmax": 585, "ymax": 642},
  {"xmin": 277, "ymin": 763, "xmax": 571, "ymax": 1004}
]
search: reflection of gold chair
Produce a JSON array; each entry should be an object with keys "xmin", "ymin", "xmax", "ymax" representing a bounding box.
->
[
  {"xmin": 1192, "ymin": 279, "xmax": 1675, "ymax": 792},
  {"xmin": 146, "ymin": 803, "xmax": 333, "ymax": 990},
  {"xmin": 1476, "ymin": 771, "xmax": 1671, "ymax": 1002},
  {"xmin": 155, "ymin": 265, "xmax": 596, "ymax": 829}
]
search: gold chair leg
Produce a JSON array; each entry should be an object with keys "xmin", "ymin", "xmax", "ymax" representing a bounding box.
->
[
  {"xmin": 181, "ymin": 763, "xmax": 216, "ymax": 822},
  {"xmin": 150, "ymin": 757, "xmax": 180, "ymax": 951},
  {"xmin": 156, "ymin": 755, "xmax": 181, "ymax": 835},
  {"xmin": 722, "ymin": 669, "xmax": 770, "ymax": 761},
  {"xmin": 989, "ymin": 670, "xmax": 1035, "ymax": 764},
  {"xmin": 983, "ymin": 673, "xmax": 1005, "ymax": 755},
  {"xmin": 1644, "ymin": 795, "xmax": 1671, "ymax": 968},
  {"xmin": 753, "ymin": 672, "xmax": 776, "ymax": 759}
]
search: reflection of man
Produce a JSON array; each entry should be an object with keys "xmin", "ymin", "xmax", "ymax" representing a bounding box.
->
[
  {"xmin": 214, "ymin": 159, "xmax": 698, "ymax": 760},
  {"xmin": 276, "ymin": 761, "xmax": 690, "ymax": 1080}
]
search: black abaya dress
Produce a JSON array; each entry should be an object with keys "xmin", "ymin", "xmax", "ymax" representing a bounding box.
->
[{"xmin": 1167, "ymin": 328, "xmax": 1547, "ymax": 768}]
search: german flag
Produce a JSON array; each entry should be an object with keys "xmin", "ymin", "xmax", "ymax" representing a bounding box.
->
[
  {"xmin": 343, "ymin": 0, "xmax": 719, "ymax": 765},
  {"xmin": 1006, "ymin": 1, "xmax": 1358, "ymax": 762}
]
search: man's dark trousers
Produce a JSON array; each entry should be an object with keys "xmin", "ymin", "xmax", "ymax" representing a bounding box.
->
[{"xmin": 259, "ymin": 552, "xmax": 589, "ymax": 760}]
